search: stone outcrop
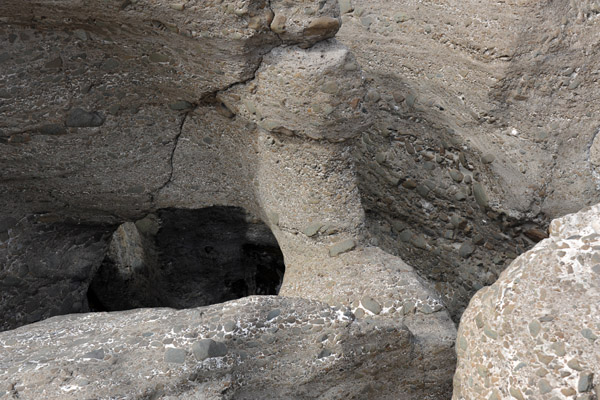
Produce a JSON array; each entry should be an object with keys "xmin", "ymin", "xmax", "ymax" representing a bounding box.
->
[
  {"xmin": 453, "ymin": 204, "xmax": 600, "ymax": 399},
  {"xmin": 0, "ymin": 0, "xmax": 457, "ymax": 398},
  {"xmin": 0, "ymin": 296, "xmax": 454, "ymax": 399},
  {"xmin": 4, "ymin": 0, "xmax": 600, "ymax": 398}
]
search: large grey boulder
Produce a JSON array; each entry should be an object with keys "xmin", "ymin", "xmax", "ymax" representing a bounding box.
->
[{"xmin": 453, "ymin": 204, "xmax": 600, "ymax": 399}]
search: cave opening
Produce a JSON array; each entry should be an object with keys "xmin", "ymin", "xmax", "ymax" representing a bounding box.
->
[{"xmin": 87, "ymin": 207, "xmax": 285, "ymax": 312}]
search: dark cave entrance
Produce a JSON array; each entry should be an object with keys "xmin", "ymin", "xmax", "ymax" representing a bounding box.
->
[{"xmin": 87, "ymin": 207, "xmax": 285, "ymax": 312}]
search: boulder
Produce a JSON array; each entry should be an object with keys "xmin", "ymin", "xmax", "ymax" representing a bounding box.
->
[{"xmin": 453, "ymin": 204, "xmax": 600, "ymax": 399}]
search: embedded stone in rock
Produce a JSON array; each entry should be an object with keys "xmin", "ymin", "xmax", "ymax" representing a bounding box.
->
[
  {"xmin": 302, "ymin": 222, "xmax": 323, "ymax": 237},
  {"xmin": 169, "ymin": 100, "xmax": 194, "ymax": 111},
  {"xmin": 87, "ymin": 207, "xmax": 285, "ymax": 311},
  {"xmin": 524, "ymin": 227, "xmax": 548, "ymax": 242},
  {"xmin": 449, "ymin": 169, "xmax": 464, "ymax": 183},
  {"xmin": 360, "ymin": 296, "xmax": 381, "ymax": 315},
  {"xmin": 44, "ymin": 56, "xmax": 62, "ymax": 69},
  {"xmin": 472, "ymin": 182, "xmax": 489, "ymax": 209},
  {"xmin": 453, "ymin": 204, "xmax": 600, "ymax": 399},
  {"xmin": 590, "ymin": 130, "xmax": 600, "ymax": 167},
  {"xmin": 458, "ymin": 241, "xmax": 475, "ymax": 258},
  {"xmin": 66, "ymin": 108, "xmax": 105, "ymax": 127},
  {"xmin": 304, "ymin": 17, "xmax": 340, "ymax": 38},
  {"xmin": 37, "ymin": 123, "xmax": 67, "ymax": 135},
  {"xmin": 269, "ymin": 0, "xmax": 341, "ymax": 47},
  {"xmin": 0, "ymin": 297, "xmax": 430, "ymax": 399},
  {"xmin": 481, "ymin": 153, "xmax": 495, "ymax": 164},
  {"xmin": 82, "ymin": 348, "xmax": 105, "ymax": 360},
  {"xmin": 339, "ymin": 0, "xmax": 354, "ymax": 14},
  {"xmin": 267, "ymin": 309, "xmax": 281, "ymax": 320},
  {"xmin": 317, "ymin": 348, "xmax": 333, "ymax": 358},
  {"xmin": 164, "ymin": 347, "xmax": 187, "ymax": 364},
  {"xmin": 329, "ymin": 238, "xmax": 356, "ymax": 257},
  {"xmin": 578, "ymin": 372, "xmax": 594, "ymax": 393},
  {"xmin": 270, "ymin": 14, "xmax": 287, "ymax": 34},
  {"xmin": 192, "ymin": 339, "xmax": 228, "ymax": 361}
]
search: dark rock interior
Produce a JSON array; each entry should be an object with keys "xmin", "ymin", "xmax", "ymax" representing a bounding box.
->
[{"xmin": 87, "ymin": 207, "xmax": 285, "ymax": 312}]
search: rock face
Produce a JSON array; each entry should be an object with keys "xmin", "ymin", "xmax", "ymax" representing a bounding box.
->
[
  {"xmin": 453, "ymin": 204, "xmax": 600, "ymax": 399},
  {"xmin": 0, "ymin": 0, "xmax": 457, "ymax": 398},
  {"xmin": 0, "ymin": 216, "xmax": 112, "ymax": 331},
  {"xmin": 336, "ymin": 0, "xmax": 600, "ymax": 319},
  {"xmin": 4, "ymin": 0, "xmax": 600, "ymax": 398},
  {"xmin": 0, "ymin": 296, "xmax": 454, "ymax": 400}
]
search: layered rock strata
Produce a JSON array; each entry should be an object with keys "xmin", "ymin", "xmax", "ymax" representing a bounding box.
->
[{"xmin": 336, "ymin": 0, "xmax": 600, "ymax": 320}]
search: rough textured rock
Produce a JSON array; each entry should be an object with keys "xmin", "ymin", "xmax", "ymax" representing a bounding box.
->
[
  {"xmin": 0, "ymin": 216, "xmax": 112, "ymax": 331},
  {"xmin": 220, "ymin": 40, "xmax": 369, "ymax": 141},
  {"xmin": 335, "ymin": 0, "xmax": 600, "ymax": 320},
  {"xmin": 0, "ymin": 0, "xmax": 457, "ymax": 398},
  {"xmin": 0, "ymin": 296, "xmax": 454, "ymax": 400},
  {"xmin": 453, "ymin": 204, "xmax": 600, "ymax": 399},
  {"xmin": 5, "ymin": 0, "xmax": 600, "ymax": 398}
]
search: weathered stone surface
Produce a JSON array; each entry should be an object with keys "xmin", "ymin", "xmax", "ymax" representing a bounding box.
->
[
  {"xmin": 0, "ymin": 216, "xmax": 112, "ymax": 331},
  {"xmin": 0, "ymin": 296, "xmax": 449, "ymax": 400},
  {"xmin": 336, "ymin": 0, "xmax": 600, "ymax": 321},
  {"xmin": 453, "ymin": 204, "xmax": 600, "ymax": 399},
  {"xmin": 65, "ymin": 108, "xmax": 105, "ymax": 127},
  {"xmin": 192, "ymin": 339, "xmax": 228, "ymax": 361},
  {"xmin": 0, "ymin": 1, "xmax": 458, "ymax": 399},
  {"xmin": 220, "ymin": 40, "xmax": 370, "ymax": 142},
  {"xmin": 269, "ymin": 0, "xmax": 341, "ymax": 47},
  {"xmin": 6, "ymin": 0, "xmax": 600, "ymax": 398}
]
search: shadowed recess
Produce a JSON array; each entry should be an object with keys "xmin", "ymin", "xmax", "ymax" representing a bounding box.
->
[{"xmin": 87, "ymin": 207, "xmax": 285, "ymax": 311}]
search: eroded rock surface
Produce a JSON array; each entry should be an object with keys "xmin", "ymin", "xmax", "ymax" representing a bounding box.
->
[
  {"xmin": 0, "ymin": 296, "xmax": 453, "ymax": 400},
  {"xmin": 0, "ymin": 216, "xmax": 112, "ymax": 331},
  {"xmin": 5, "ymin": 0, "xmax": 600, "ymax": 398},
  {"xmin": 335, "ymin": 0, "xmax": 600, "ymax": 320},
  {"xmin": 453, "ymin": 204, "xmax": 600, "ymax": 399}
]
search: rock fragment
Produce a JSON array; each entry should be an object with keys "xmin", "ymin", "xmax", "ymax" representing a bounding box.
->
[
  {"xmin": 66, "ymin": 108, "xmax": 105, "ymax": 127},
  {"xmin": 164, "ymin": 348, "xmax": 186, "ymax": 364}
]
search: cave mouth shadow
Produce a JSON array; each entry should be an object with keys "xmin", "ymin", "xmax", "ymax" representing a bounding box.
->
[{"xmin": 87, "ymin": 206, "xmax": 285, "ymax": 312}]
